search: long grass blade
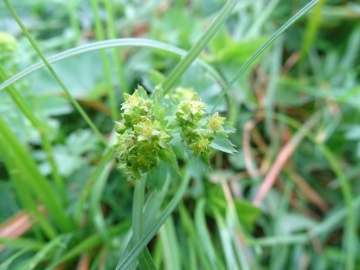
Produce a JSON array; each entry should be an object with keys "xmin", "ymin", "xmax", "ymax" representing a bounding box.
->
[
  {"xmin": 0, "ymin": 66, "xmax": 66, "ymax": 204},
  {"xmin": 0, "ymin": 116, "xmax": 72, "ymax": 232},
  {"xmin": 0, "ymin": 39, "xmax": 226, "ymax": 93}
]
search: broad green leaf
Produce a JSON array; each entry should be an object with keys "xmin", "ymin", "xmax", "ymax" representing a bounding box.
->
[{"xmin": 211, "ymin": 133, "xmax": 237, "ymax": 154}]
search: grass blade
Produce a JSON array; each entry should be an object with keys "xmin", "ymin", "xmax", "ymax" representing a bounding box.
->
[
  {"xmin": 0, "ymin": 39, "xmax": 226, "ymax": 93},
  {"xmin": 0, "ymin": 116, "xmax": 72, "ymax": 233},
  {"xmin": 115, "ymin": 166, "xmax": 191, "ymax": 270}
]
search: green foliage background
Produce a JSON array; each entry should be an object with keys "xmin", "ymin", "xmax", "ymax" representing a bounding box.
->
[{"xmin": 0, "ymin": 0, "xmax": 359, "ymax": 269}]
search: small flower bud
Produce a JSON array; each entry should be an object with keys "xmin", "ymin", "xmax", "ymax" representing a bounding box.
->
[
  {"xmin": 207, "ymin": 113, "xmax": 225, "ymax": 133},
  {"xmin": 114, "ymin": 121, "xmax": 126, "ymax": 134},
  {"xmin": 189, "ymin": 138, "xmax": 210, "ymax": 156}
]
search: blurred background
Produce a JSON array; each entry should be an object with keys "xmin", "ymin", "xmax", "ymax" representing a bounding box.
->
[{"xmin": 0, "ymin": 0, "xmax": 360, "ymax": 269}]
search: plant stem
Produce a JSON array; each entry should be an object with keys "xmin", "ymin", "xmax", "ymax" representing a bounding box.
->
[{"xmin": 133, "ymin": 178, "xmax": 146, "ymax": 242}]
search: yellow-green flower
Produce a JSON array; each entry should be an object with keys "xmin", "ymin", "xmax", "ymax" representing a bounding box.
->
[
  {"xmin": 207, "ymin": 113, "xmax": 225, "ymax": 132},
  {"xmin": 134, "ymin": 119, "xmax": 158, "ymax": 141},
  {"xmin": 189, "ymin": 138, "xmax": 210, "ymax": 156},
  {"xmin": 122, "ymin": 90, "xmax": 141, "ymax": 110},
  {"xmin": 114, "ymin": 121, "xmax": 126, "ymax": 134}
]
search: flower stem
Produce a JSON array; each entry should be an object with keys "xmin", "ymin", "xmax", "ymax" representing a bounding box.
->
[{"xmin": 133, "ymin": 178, "xmax": 146, "ymax": 242}]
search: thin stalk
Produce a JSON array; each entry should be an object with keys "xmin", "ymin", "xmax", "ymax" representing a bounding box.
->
[
  {"xmin": 90, "ymin": 0, "xmax": 118, "ymax": 120},
  {"xmin": 132, "ymin": 178, "xmax": 157, "ymax": 269},
  {"xmin": 4, "ymin": 0, "xmax": 107, "ymax": 146},
  {"xmin": 162, "ymin": 0, "xmax": 239, "ymax": 94},
  {"xmin": 133, "ymin": 179, "xmax": 146, "ymax": 243}
]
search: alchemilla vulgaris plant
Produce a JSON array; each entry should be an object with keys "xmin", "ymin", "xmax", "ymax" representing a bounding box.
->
[{"xmin": 114, "ymin": 86, "xmax": 233, "ymax": 179}]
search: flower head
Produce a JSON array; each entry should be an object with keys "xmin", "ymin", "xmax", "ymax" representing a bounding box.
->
[
  {"xmin": 114, "ymin": 86, "xmax": 173, "ymax": 179},
  {"xmin": 189, "ymin": 138, "xmax": 210, "ymax": 156},
  {"xmin": 114, "ymin": 86, "xmax": 232, "ymax": 179},
  {"xmin": 207, "ymin": 113, "xmax": 225, "ymax": 133}
]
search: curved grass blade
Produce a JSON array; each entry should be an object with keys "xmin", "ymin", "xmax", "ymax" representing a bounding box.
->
[
  {"xmin": 0, "ymin": 237, "xmax": 43, "ymax": 251},
  {"xmin": 27, "ymin": 235, "xmax": 68, "ymax": 269},
  {"xmin": 56, "ymin": 222, "xmax": 131, "ymax": 265},
  {"xmin": 0, "ymin": 248, "xmax": 33, "ymax": 270},
  {"xmin": 159, "ymin": 217, "xmax": 181, "ymax": 270},
  {"xmin": 195, "ymin": 199, "xmax": 224, "ymax": 270},
  {"xmin": 90, "ymin": 161, "xmax": 113, "ymax": 245},
  {"xmin": 0, "ymin": 38, "xmax": 226, "ymax": 93},
  {"xmin": 178, "ymin": 203, "xmax": 213, "ymax": 270}
]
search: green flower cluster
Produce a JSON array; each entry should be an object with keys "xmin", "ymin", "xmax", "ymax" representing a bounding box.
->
[
  {"xmin": 114, "ymin": 86, "xmax": 172, "ymax": 179},
  {"xmin": 175, "ymin": 93, "xmax": 225, "ymax": 160},
  {"xmin": 114, "ymin": 86, "xmax": 230, "ymax": 179}
]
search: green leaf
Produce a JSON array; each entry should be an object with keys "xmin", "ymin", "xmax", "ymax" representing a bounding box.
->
[
  {"xmin": 208, "ymin": 184, "xmax": 260, "ymax": 231},
  {"xmin": 233, "ymin": 200, "xmax": 261, "ymax": 231},
  {"xmin": 66, "ymin": 129, "xmax": 100, "ymax": 155},
  {"xmin": 158, "ymin": 149, "xmax": 177, "ymax": 168},
  {"xmin": 210, "ymin": 35, "xmax": 268, "ymax": 64},
  {"xmin": 137, "ymin": 85, "xmax": 149, "ymax": 99},
  {"xmin": 278, "ymin": 213, "xmax": 318, "ymax": 235},
  {"xmin": 210, "ymin": 133, "xmax": 237, "ymax": 154}
]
